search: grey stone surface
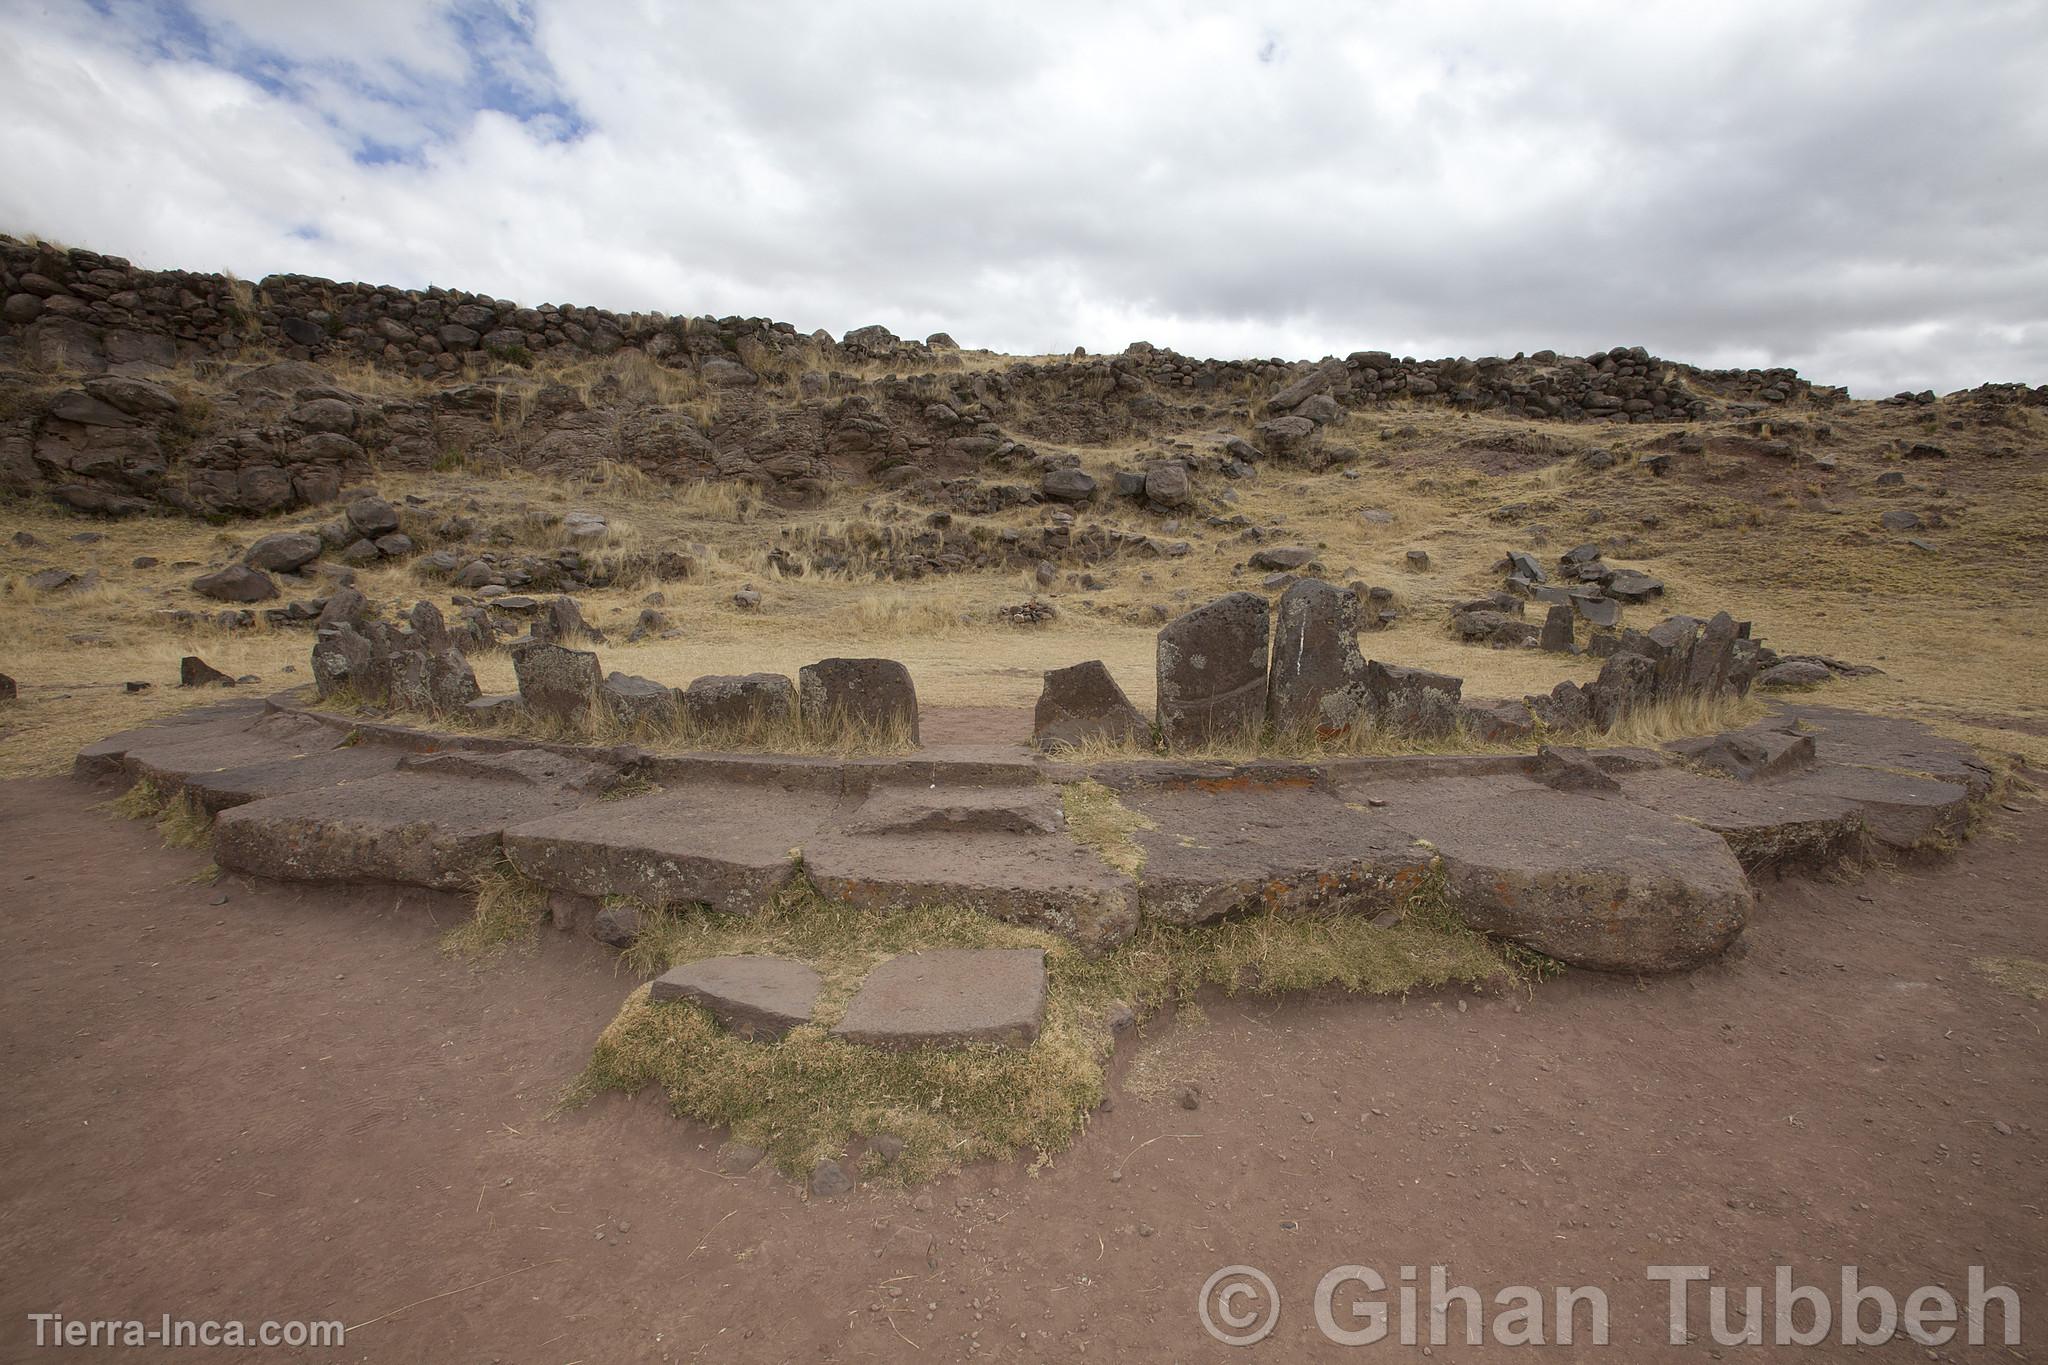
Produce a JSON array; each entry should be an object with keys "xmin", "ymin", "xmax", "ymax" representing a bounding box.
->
[
  {"xmin": 192, "ymin": 564, "xmax": 279, "ymax": 603},
  {"xmin": 1156, "ymin": 591, "xmax": 1270, "ymax": 749},
  {"xmin": 649, "ymin": 955, "xmax": 823, "ymax": 1040},
  {"xmin": 1540, "ymin": 603, "xmax": 1575, "ymax": 652},
  {"xmin": 832, "ymin": 948, "xmax": 1047, "ymax": 1050},
  {"xmin": 244, "ymin": 531, "xmax": 322, "ymax": 572},
  {"xmin": 602, "ymin": 671, "xmax": 679, "ymax": 730}
]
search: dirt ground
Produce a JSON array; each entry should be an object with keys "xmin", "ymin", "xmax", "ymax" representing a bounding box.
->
[{"xmin": 1, "ymin": 773, "xmax": 2042, "ymax": 1361}]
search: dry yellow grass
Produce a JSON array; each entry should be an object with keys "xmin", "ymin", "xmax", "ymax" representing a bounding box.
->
[{"xmin": 6, "ymin": 377, "xmax": 2043, "ymax": 783}]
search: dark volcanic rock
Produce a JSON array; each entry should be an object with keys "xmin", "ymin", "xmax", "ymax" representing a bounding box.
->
[
  {"xmin": 1266, "ymin": 578, "xmax": 1369, "ymax": 735},
  {"xmin": 1033, "ymin": 659, "xmax": 1149, "ymax": 750},
  {"xmin": 512, "ymin": 641, "xmax": 603, "ymax": 723},
  {"xmin": 681, "ymin": 673, "xmax": 797, "ymax": 732},
  {"xmin": 244, "ymin": 531, "xmax": 323, "ymax": 573},
  {"xmin": 192, "ymin": 564, "xmax": 279, "ymax": 603},
  {"xmin": 1156, "ymin": 592, "xmax": 1270, "ymax": 749},
  {"xmin": 797, "ymin": 657, "xmax": 920, "ymax": 742},
  {"xmin": 178, "ymin": 655, "xmax": 236, "ymax": 688}
]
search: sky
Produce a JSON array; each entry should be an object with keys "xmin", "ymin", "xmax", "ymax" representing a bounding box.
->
[{"xmin": 0, "ymin": 0, "xmax": 2043, "ymax": 398}]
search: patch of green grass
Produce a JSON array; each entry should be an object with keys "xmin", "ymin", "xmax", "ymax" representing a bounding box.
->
[
  {"xmin": 568, "ymin": 868, "xmax": 1520, "ymax": 1184},
  {"xmin": 1975, "ymin": 955, "xmax": 2048, "ymax": 1001},
  {"xmin": 108, "ymin": 776, "xmax": 171, "ymax": 820},
  {"xmin": 440, "ymin": 864, "xmax": 548, "ymax": 960}
]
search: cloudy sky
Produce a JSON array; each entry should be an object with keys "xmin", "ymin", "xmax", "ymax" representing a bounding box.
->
[{"xmin": 1, "ymin": 0, "xmax": 2043, "ymax": 396}]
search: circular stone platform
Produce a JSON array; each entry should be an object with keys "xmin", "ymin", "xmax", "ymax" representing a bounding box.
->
[{"xmin": 73, "ymin": 690, "xmax": 1993, "ymax": 974}]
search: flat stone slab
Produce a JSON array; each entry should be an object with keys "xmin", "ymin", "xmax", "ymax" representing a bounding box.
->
[
  {"xmin": 212, "ymin": 761, "xmax": 592, "ymax": 891},
  {"xmin": 650, "ymin": 955, "xmax": 823, "ymax": 1040},
  {"xmin": 803, "ymin": 828, "xmax": 1138, "ymax": 950},
  {"xmin": 1332, "ymin": 772, "xmax": 1755, "ymax": 972},
  {"xmin": 176, "ymin": 745, "xmax": 407, "ymax": 814},
  {"xmin": 840, "ymin": 784, "xmax": 1063, "ymax": 836},
  {"xmin": 1773, "ymin": 704, "xmax": 1994, "ymax": 796},
  {"xmin": 72, "ymin": 700, "xmax": 279, "ymax": 781},
  {"xmin": 504, "ymin": 783, "xmax": 837, "ymax": 914},
  {"xmin": 1771, "ymin": 765, "xmax": 1971, "ymax": 850},
  {"xmin": 1619, "ymin": 768, "xmax": 1869, "ymax": 873},
  {"xmin": 1122, "ymin": 785, "xmax": 1432, "ymax": 926},
  {"xmin": 832, "ymin": 948, "xmax": 1046, "ymax": 1050}
]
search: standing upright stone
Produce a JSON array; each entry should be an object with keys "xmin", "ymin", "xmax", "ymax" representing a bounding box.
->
[
  {"xmin": 513, "ymin": 640, "xmax": 603, "ymax": 725},
  {"xmin": 1156, "ymin": 591, "xmax": 1271, "ymax": 749},
  {"xmin": 1687, "ymin": 611, "xmax": 1740, "ymax": 697},
  {"xmin": 1540, "ymin": 603, "xmax": 1575, "ymax": 653},
  {"xmin": 311, "ymin": 624, "xmax": 373, "ymax": 698},
  {"xmin": 1033, "ymin": 659, "xmax": 1149, "ymax": 750},
  {"xmin": 1266, "ymin": 579, "xmax": 1369, "ymax": 736},
  {"xmin": 798, "ymin": 658, "xmax": 920, "ymax": 743}
]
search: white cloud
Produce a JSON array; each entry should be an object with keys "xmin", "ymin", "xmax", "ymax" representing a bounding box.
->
[{"xmin": 0, "ymin": 0, "xmax": 2043, "ymax": 396}]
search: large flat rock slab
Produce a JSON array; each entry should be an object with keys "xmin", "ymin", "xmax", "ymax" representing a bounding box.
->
[
  {"xmin": 1618, "ymin": 769, "xmax": 1869, "ymax": 873},
  {"xmin": 72, "ymin": 699, "xmax": 273, "ymax": 780},
  {"xmin": 832, "ymin": 948, "xmax": 1046, "ymax": 1050},
  {"xmin": 1771, "ymin": 765, "xmax": 1971, "ymax": 850},
  {"xmin": 803, "ymin": 828, "xmax": 1138, "ymax": 950},
  {"xmin": 1121, "ymin": 785, "xmax": 1433, "ymax": 925},
  {"xmin": 1773, "ymin": 704, "xmax": 1995, "ymax": 796},
  {"xmin": 1332, "ymin": 772, "xmax": 1754, "ymax": 972},
  {"xmin": 212, "ymin": 763, "xmax": 594, "ymax": 891},
  {"xmin": 176, "ymin": 746, "xmax": 408, "ymax": 815},
  {"xmin": 504, "ymin": 783, "xmax": 838, "ymax": 914},
  {"xmin": 649, "ymin": 955, "xmax": 822, "ymax": 1040}
]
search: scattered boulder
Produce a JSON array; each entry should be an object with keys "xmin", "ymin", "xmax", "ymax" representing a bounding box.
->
[
  {"xmin": 590, "ymin": 900, "xmax": 642, "ymax": 949},
  {"xmin": 192, "ymin": 564, "xmax": 279, "ymax": 603},
  {"xmin": 1155, "ymin": 591, "xmax": 1270, "ymax": 748},
  {"xmin": 649, "ymin": 955, "xmax": 823, "ymax": 1040},
  {"xmin": 1667, "ymin": 725, "xmax": 1817, "ymax": 781},
  {"xmin": 1757, "ymin": 660, "xmax": 1833, "ymax": 690},
  {"xmin": 244, "ymin": 532, "xmax": 323, "ymax": 573},
  {"xmin": 1040, "ymin": 468, "xmax": 1096, "ymax": 502},
  {"xmin": 1248, "ymin": 545, "xmax": 1314, "ymax": 571},
  {"xmin": 178, "ymin": 655, "xmax": 236, "ymax": 688},
  {"xmin": 345, "ymin": 495, "xmax": 401, "ymax": 539},
  {"xmin": 808, "ymin": 1159, "xmax": 854, "ymax": 1197},
  {"xmin": 1461, "ymin": 697, "xmax": 1536, "ymax": 742},
  {"xmin": 25, "ymin": 568, "xmax": 79, "ymax": 593},
  {"xmin": 797, "ymin": 658, "xmax": 920, "ymax": 742},
  {"xmin": 1143, "ymin": 463, "xmax": 1191, "ymax": 507},
  {"xmin": 1033, "ymin": 659, "xmax": 1149, "ymax": 750},
  {"xmin": 0, "ymin": 671, "xmax": 14, "ymax": 702},
  {"xmin": 531, "ymin": 595, "xmax": 604, "ymax": 646}
]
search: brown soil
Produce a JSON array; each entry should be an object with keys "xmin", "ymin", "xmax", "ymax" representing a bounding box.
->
[{"xmin": 1, "ymin": 774, "xmax": 2042, "ymax": 1361}]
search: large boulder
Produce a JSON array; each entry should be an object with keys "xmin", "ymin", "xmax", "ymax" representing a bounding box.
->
[
  {"xmin": 532, "ymin": 595, "xmax": 604, "ymax": 646},
  {"xmin": 1143, "ymin": 463, "xmax": 1191, "ymax": 507},
  {"xmin": 1266, "ymin": 579, "xmax": 1369, "ymax": 736},
  {"xmin": 1155, "ymin": 592, "xmax": 1270, "ymax": 749},
  {"xmin": 798, "ymin": 658, "xmax": 920, "ymax": 742},
  {"xmin": 1040, "ymin": 467, "xmax": 1096, "ymax": 502},
  {"xmin": 345, "ymin": 495, "xmax": 400, "ymax": 539},
  {"xmin": 245, "ymin": 532, "xmax": 323, "ymax": 573},
  {"xmin": 311, "ymin": 624, "xmax": 374, "ymax": 698},
  {"xmin": 192, "ymin": 564, "xmax": 279, "ymax": 603},
  {"xmin": 1032, "ymin": 659, "xmax": 1149, "ymax": 751},
  {"xmin": 681, "ymin": 673, "xmax": 797, "ymax": 733},
  {"xmin": 513, "ymin": 641, "xmax": 603, "ymax": 725}
]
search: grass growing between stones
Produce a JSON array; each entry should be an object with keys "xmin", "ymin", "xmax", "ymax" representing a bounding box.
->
[
  {"xmin": 1060, "ymin": 779, "xmax": 1155, "ymax": 877},
  {"xmin": 104, "ymin": 776, "xmax": 213, "ymax": 848},
  {"xmin": 566, "ymin": 869, "xmax": 1520, "ymax": 1185},
  {"xmin": 440, "ymin": 864, "xmax": 548, "ymax": 960}
]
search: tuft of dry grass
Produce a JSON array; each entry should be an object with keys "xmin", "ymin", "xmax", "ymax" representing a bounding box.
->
[
  {"xmin": 567, "ymin": 867, "xmax": 1515, "ymax": 1183},
  {"xmin": 1061, "ymin": 779, "xmax": 1156, "ymax": 877},
  {"xmin": 441, "ymin": 864, "xmax": 548, "ymax": 960},
  {"xmin": 1974, "ymin": 956, "xmax": 2048, "ymax": 1002}
]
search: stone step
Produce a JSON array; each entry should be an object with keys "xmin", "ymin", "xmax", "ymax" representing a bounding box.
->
[
  {"xmin": 831, "ymin": 949, "xmax": 1047, "ymax": 1050},
  {"xmin": 212, "ymin": 760, "xmax": 597, "ymax": 891},
  {"xmin": 803, "ymin": 828, "xmax": 1137, "ymax": 951},
  {"xmin": 504, "ymin": 784, "xmax": 838, "ymax": 915},
  {"xmin": 649, "ymin": 955, "xmax": 823, "ymax": 1040}
]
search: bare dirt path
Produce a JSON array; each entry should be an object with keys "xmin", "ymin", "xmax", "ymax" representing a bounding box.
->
[{"xmin": 0, "ymin": 775, "xmax": 2042, "ymax": 1361}]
